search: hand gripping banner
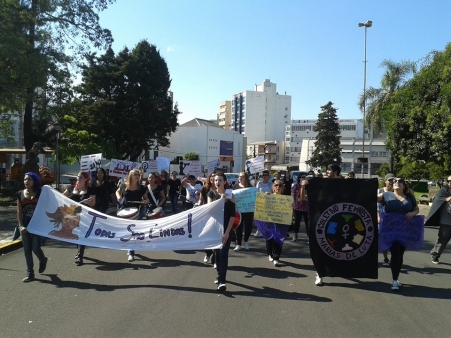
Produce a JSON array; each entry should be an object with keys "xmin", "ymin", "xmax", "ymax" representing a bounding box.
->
[{"xmin": 27, "ymin": 186, "xmax": 224, "ymax": 251}]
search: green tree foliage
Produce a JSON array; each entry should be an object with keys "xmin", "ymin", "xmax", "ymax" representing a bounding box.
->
[
  {"xmin": 306, "ymin": 102, "xmax": 341, "ymax": 168},
  {"xmin": 73, "ymin": 40, "xmax": 180, "ymax": 161},
  {"xmin": 184, "ymin": 152, "xmax": 199, "ymax": 160},
  {"xmin": 426, "ymin": 162, "xmax": 445, "ymax": 183},
  {"xmin": 398, "ymin": 161, "xmax": 428, "ymax": 181},
  {"xmin": 375, "ymin": 163, "xmax": 390, "ymax": 178},
  {"xmin": 0, "ymin": 0, "xmax": 115, "ymax": 151}
]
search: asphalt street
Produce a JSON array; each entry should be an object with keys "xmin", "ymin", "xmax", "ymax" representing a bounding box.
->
[{"xmin": 1, "ymin": 212, "xmax": 450, "ymax": 338}]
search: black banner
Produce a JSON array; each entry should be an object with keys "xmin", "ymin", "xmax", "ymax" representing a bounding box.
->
[{"xmin": 306, "ymin": 178, "xmax": 378, "ymax": 279}]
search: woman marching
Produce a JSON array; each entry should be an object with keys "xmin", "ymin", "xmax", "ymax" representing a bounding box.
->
[
  {"xmin": 200, "ymin": 172, "xmax": 218, "ymax": 265},
  {"xmin": 167, "ymin": 171, "xmax": 181, "ymax": 214},
  {"xmin": 17, "ymin": 172, "xmax": 48, "ymax": 282},
  {"xmin": 116, "ymin": 169, "xmax": 149, "ymax": 262},
  {"xmin": 377, "ymin": 177, "xmax": 419, "ymax": 290},
  {"xmin": 291, "ymin": 174, "xmax": 309, "ymax": 242},
  {"xmin": 145, "ymin": 173, "xmax": 166, "ymax": 216},
  {"xmin": 207, "ymin": 172, "xmax": 235, "ymax": 291},
  {"xmin": 232, "ymin": 171, "xmax": 254, "ymax": 251},
  {"xmin": 92, "ymin": 168, "xmax": 116, "ymax": 214},
  {"xmin": 266, "ymin": 179, "xmax": 290, "ymax": 267},
  {"xmin": 63, "ymin": 171, "xmax": 96, "ymax": 266}
]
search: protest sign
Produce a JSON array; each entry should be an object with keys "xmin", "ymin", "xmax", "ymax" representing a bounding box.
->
[
  {"xmin": 141, "ymin": 160, "xmax": 158, "ymax": 174},
  {"xmin": 306, "ymin": 178, "xmax": 378, "ymax": 279},
  {"xmin": 27, "ymin": 186, "xmax": 224, "ymax": 251},
  {"xmin": 254, "ymin": 192, "xmax": 293, "ymax": 225},
  {"xmin": 156, "ymin": 157, "xmax": 171, "ymax": 172},
  {"xmin": 80, "ymin": 153, "xmax": 102, "ymax": 172},
  {"xmin": 245, "ymin": 156, "xmax": 265, "ymax": 174},
  {"xmin": 108, "ymin": 159, "xmax": 139, "ymax": 178},
  {"xmin": 234, "ymin": 187, "xmax": 258, "ymax": 213},
  {"xmin": 206, "ymin": 159, "xmax": 221, "ymax": 174},
  {"xmin": 178, "ymin": 160, "xmax": 202, "ymax": 176},
  {"xmin": 379, "ymin": 213, "xmax": 424, "ymax": 251}
]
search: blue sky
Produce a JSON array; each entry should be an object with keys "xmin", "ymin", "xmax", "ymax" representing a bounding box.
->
[{"xmin": 99, "ymin": 1, "xmax": 451, "ymax": 124}]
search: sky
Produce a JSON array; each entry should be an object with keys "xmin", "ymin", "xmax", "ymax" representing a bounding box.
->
[{"xmin": 98, "ymin": 0, "xmax": 451, "ymax": 125}]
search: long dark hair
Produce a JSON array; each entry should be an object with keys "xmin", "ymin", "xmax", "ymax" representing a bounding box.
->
[{"xmin": 96, "ymin": 168, "xmax": 107, "ymax": 182}]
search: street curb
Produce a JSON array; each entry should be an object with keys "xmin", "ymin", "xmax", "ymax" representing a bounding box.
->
[{"xmin": 0, "ymin": 239, "xmax": 22, "ymax": 254}]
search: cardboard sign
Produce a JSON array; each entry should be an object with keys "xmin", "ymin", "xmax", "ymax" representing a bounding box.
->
[{"xmin": 254, "ymin": 192, "xmax": 293, "ymax": 225}]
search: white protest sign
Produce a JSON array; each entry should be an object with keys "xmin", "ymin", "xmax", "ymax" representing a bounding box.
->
[
  {"xmin": 108, "ymin": 159, "xmax": 139, "ymax": 178},
  {"xmin": 178, "ymin": 160, "xmax": 202, "ymax": 176},
  {"xmin": 27, "ymin": 186, "xmax": 224, "ymax": 251},
  {"xmin": 141, "ymin": 160, "xmax": 158, "ymax": 174},
  {"xmin": 156, "ymin": 157, "xmax": 171, "ymax": 172},
  {"xmin": 245, "ymin": 156, "xmax": 265, "ymax": 174},
  {"xmin": 207, "ymin": 159, "xmax": 221, "ymax": 174},
  {"xmin": 80, "ymin": 153, "xmax": 102, "ymax": 172}
]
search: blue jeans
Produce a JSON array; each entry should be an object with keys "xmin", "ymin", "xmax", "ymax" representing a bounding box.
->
[
  {"xmin": 214, "ymin": 233, "xmax": 232, "ymax": 284},
  {"xmin": 169, "ymin": 193, "xmax": 178, "ymax": 214},
  {"xmin": 21, "ymin": 230, "xmax": 46, "ymax": 276}
]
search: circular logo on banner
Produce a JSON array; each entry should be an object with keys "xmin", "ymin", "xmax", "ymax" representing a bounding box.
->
[{"xmin": 315, "ymin": 203, "xmax": 374, "ymax": 261}]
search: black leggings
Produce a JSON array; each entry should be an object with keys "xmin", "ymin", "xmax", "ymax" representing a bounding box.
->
[
  {"xmin": 390, "ymin": 242, "xmax": 406, "ymax": 280},
  {"xmin": 234, "ymin": 212, "xmax": 254, "ymax": 245},
  {"xmin": 293, "ymin": 210, "xmax": 309, "ymax": 234}
]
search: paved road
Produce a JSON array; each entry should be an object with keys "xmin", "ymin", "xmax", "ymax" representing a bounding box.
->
[{"xmin": 1, "ymin": 216, "xmax": 450, "ymax": 338}]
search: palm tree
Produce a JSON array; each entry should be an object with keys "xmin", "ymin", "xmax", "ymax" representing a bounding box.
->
[{"xmin": 358, "ymin": 59, "xmax": 416, "ymax": 133}]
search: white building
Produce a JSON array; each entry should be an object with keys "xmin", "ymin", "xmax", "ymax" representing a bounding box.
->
[
  {"xmin": 286, "ymin": 119, "xmax": 389, "ymax": 176},
  {"xmin": 231, "ymin": 79, "xmax": 291, "ymax": 144},
  {"xmin": 158, "ymin": 118, "xmax": 246, "ymax": 173}
]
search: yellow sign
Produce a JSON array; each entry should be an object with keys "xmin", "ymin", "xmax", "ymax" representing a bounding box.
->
[{"xmin": 254, "ymin": 192, "xmax": 293, "ymax": 225}]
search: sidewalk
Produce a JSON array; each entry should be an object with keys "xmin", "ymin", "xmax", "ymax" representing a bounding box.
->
[{"xmin": 0, "ymin": 205, "xmax": 22, "ymax": 253}]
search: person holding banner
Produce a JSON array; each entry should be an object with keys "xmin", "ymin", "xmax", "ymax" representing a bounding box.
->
[
  {"xmin": 291, "ymin": 174, "xmax": 309, "ymax": 242},
  {"xmin": 378, "ymin": 177, "xmax": 419, "ymax": 290},
  {"xmin": 207, "ymin": 172, "xmax": 236, "ymax": 292},
  {"xmin": 200, "ymin": 172, "xmax": 218, "ymax": 264},
  {"xmin": 232, "ymin": 171, "xmax": 254, "ymax": 251},
  {"xmin": 254, "ymin": 170, "xmax": 273, "ymax": 237},
  {"xmin": 263, "ymin": 180, "xmax": 289, "ymax": 267},
  {"xmin": 116, "ymin": 169, "xmax": 149, "ymax": 262},
  {"xmin": 63, "ymin": 171, "xmax": 96, "ymax": 266},
  {"xmin": 145, "ymin": 173, "xmax": 166, "ymax": 216},
  {"xmin": 427, "ymin": 175, "xmax": 451, "ymax": 264},
  {"xmin": 17, "ymin": 172, "xmax": 48, "ymax": 282},
  {"xmin": 167, "ymin": 171, "xmax": 181, "ymax": 214}
]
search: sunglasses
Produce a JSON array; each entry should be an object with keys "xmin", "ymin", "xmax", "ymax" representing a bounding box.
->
[
  {"xmin": 387, "ymin": 179, "xmax": 394, "ymax": 183},
  {"xmin": 274, "ymin": 184, "xmax": 283, "ymax": 188},
  {"xmin": 393, "ymin": 179, "xmax": 404, "ymax": 184}
]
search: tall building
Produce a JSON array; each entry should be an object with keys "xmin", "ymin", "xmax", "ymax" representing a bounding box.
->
[
  {"xmin": 231, "ymin": 79, "xmax": 291, "ymax": 144},
  {"xmin": 217, "ymin": 101, "xmax": 231, "ymax": 130}
]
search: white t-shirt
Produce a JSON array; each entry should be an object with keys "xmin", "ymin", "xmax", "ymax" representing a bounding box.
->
[
  {"xmin": 256, "ymin": 181, "xmax": 273, "ymax": 194},
  {"xmin": 185, "ymin": 183, "xmax": 201, "ymax": 204}
]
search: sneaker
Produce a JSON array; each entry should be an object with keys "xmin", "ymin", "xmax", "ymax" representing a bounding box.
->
[
  {"xmin": 268, "ymin": 255, "xmax": 274, "ymax": 262},
  {"xmin": 432, "ymin": 257, "xmax": 439, "ymax": 264},
  {"xmin": 75, "ymin": 257, "xmax": 83, "ymax": 266},
  {"xmin": 234, "ymin": 245, "xmax": 241, "ymax": 251},
  {"xmin": 292, "ymin": 234, "xmax": 298, "ymax": 242},
  {"xmin": 213, "ymin": 263, "xmax": 217, "ymax": 269},
  {"xmin": 128, "ymin": 254, "xmax": 134, "ymax": 262},
  {"xmin": 244, "ymin": 242, "xmax": 249, "ymax": 250},
  {"xmin": 22, "ymin": 275, "xmax": 35, "ymax": 283},
  {"xmin": 203, "ymin": 255, "xmax": 210, "ymax": 263},
  {"xmin": 38, "ymin": 257, "xmax": 48, "ymax": 273},
  {"xmin": 217, "ymin": 283, "xmax": 227, "ymax": 292},
  {"xmin": 214, "ymin": 279, "xmax": 219, "ymax": 284},
  {"xmin": 382, "ymin": 258, "xmax": 390, "ymax": 266},
  {"xmin": 315, "ymin": 273, "xmax": 323, "ymax": 286},
  {"xmin": 254, "ymin": 230, "xmax": 262, "ymax": 238},
  {"xmin": 273, "ymin": 260, "xmax": 280, "ymax": 267},
  {"xmin": 391, "ymin": 280, "xmax": 402, "ymax": 290}
]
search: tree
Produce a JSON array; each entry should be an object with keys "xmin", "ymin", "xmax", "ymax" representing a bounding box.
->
[
  {"xmin": 73, "ymin": 40, "xmax": 180, "ymax": 161},
  {"xmin": 375, "ymin": 163, "xmax": 390, "ymax": 178},
  {"xmin": 398, "ymin": 161, "xmax": 428, "ymax": 182},
  {"xmin": 0, "ymin": 0, "xmax": 115, "ymax": 151},
  {"xmin": 184, "ymin": 152, "xmax": 199, "ymax": 160},
  {"xmin": 306, "ymin": 102, "xmax": 341, "ymax": 168}
]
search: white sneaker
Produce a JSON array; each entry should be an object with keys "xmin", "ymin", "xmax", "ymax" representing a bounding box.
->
[
  {"xmin": 244, "ymin": 242, "xmax": 249, "ymax": 250},
  {"xmin": 234, "ymin": 245, "xmax": 241, "ymax": 251},
  {"xmin": 292, "ymin": 234, "xmax": 298, "ymax": 241},
  {"xmin": 217, "ymin": 283, "xmax": 226, "ymax": 292},
  {"xmin": 315, "ymin": 273, "xmax": 323, "ymax": 286},
  {"xmin": 203, "ymin": 255, "xmax": 210, "ymax": 263},
  {"xmin": 391, "ymin": 280, "xmax": 402, "ymax": 290},
  {"xmin": 128, "ymin": 254, "xmax": 134, "ymax": 262},
  {"xmin": 268, "ymin": 255, "xmax": 274, "ymax": 262},
  {"xmin": 213, "ymin": 263, "xmax": 217, "ymax": 269},
  {"xmin": 254, "ymin": 230, "xmax": 262, "ymax": 238},
  {"xmin": 273, "ymin": 260, "xmax": 280, "ymax": 266}
]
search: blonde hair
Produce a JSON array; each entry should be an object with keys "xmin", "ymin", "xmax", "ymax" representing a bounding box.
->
[{"xmin": 126, "ymin": 169, "xmax": 140, "ymax": 189}]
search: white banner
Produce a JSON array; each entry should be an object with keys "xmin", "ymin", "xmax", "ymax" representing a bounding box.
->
[
  {"xmin": 178, "ymin": 160, "xmax": 201, "ymax": 176},
  {"xmin": 27, "ymin": 187, "xmax": 224, "ymax": 251},
  {"xmin": 156, "ymin": 157, "xmax": 171, "ymax": 172},
  {"xmin": 245, "ymin": 156, "xmax": 265, "ymax": 174},
  {"xmin": 207, "ymin": 159, "xmax": 221, "ymax": 174},
  {"xmin": 141, "ymin": 160, "xmax": 158, "ymax": 174},
  {"xmin": 80, "ymin": 153, "xmax": 102, "ymax": 172},
  {"xmin": 109, "ymin": 159, "xmax": 139, "ymax": 178}
]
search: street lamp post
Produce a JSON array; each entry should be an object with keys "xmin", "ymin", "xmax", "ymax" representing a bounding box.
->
[
  {"xmin": 53, "ymin": 122, "xmax": 62, "ymax": 190},
  {"xmin": 358, "ymin": 20, "xmax": 372, "ymax": 178}
]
